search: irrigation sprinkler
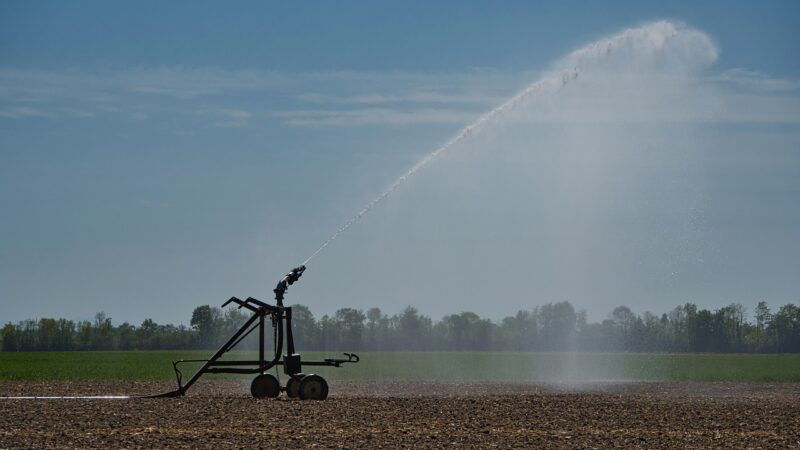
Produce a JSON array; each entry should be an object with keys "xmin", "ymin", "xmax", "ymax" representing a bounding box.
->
[{"xmin": 150, "ymin": 265, "xmax": 359, "ymax": 400}]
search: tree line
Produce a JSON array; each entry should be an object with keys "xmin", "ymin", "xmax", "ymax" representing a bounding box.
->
[{"xmin": 2, "ymin": 301, "xmax": 799, "ymax": 353}]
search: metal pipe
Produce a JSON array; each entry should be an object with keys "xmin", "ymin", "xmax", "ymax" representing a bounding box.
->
[
  {"xmin": 259, "ymin": 315, "xmax": 265, "ymax": 373},
  {"xmin": 286, "ymin": 307, "xmax": 296, "ymax": 355}
]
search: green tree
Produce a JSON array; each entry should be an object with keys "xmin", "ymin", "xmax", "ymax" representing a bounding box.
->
[
  {"xmin": 365, "ymin": 307, "xmax": 384, "ymax": 350},
  {"xmin": 73, "ymin": 320, "xmax": 92, "ymax": 350},
  {"xmin": 772, "ymin": 304, "xmax": 800, "ymax": 352},
  {"xmin": 318, "ymin": 315, "xmax": 338, "ymax": 351},
  {"xmin": 500, "ymin": 310, "xmax": 538, "ymax": 351},
  {"xmin": 290, "ymin": 304, "xmax": 319, "ymax": 350},
  {"xmin": 220, "ymin": 308, "xmax": 251, "ymax": 348},
  {"xmin": 397, "ymin": 306, "xmax": 432, "ymax": 350},
  {"xmin": 56, "ymin": 319, "xmax": 76, "ymax": 350},
  {"xmin": 90, "ymin": 312, "xmax": 114, "ymax": 350},
  {"xmin": 611, "ymin": 305, "xmax": 643, "ymax": 350},
  {"xmin": 137, "ymin": 318, "xmax": 157, "ymax": 349},
  {"xmin": 37, "ymin": 318, "xmax": 59, "ymax": 350},
  {"xmin": 1, "ymin": 323, "xmax": 19, "ymax": 351},
  {"xmin": 438, "ymin": 312, "xmax": 492, "ymax": 350},
  {"xmin": 691, "ymin": 309, "xmax": 714, "ymax": 351},
  {"xmin": 190, "ymin": 305, "xmax": 221, "ymax": 348},
  {"xmin": 537, "ymin": 302, "xmax": 577, "ymax": 351},
  {"xmin": 117, "ymin": 322, "xmax": 136, "ymax": 350},
  {"xmin": 754, "ymin": 301, "xmax": 774, "ymax": 351},
  {"xmin": 334, "ymin": 308, "xmax": 366, "ymax": 350}
]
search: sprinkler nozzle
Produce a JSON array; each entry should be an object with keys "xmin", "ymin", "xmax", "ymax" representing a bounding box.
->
[
  {"xmin": 274, "ymin": 265, "xmax": 306, "ymax": 305},
  {"xmin": 286, "ymin": 265, "xmax": 306, "ymax": 285}
]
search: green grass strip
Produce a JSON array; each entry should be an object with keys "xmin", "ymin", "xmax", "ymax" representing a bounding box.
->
[{"xmin": 1, "ymin": 351, "xmax": 799, "ymax": 382}]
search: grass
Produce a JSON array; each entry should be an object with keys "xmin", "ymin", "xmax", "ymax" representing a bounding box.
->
[{"xmin": 1, "ymin": 351, "xmax": 799, "ymax": 382}]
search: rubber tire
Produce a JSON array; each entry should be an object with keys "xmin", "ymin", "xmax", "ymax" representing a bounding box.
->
[
  {"xmin": 298, "ymin": 374, "xmax": 329, "ymax": 400},
  {"xmin": 286, "ymin": 374, "xmax": 304, "ymax": 399},
  {"xmin": 251, "ymin": 374, "xmax": 280, "ymax": 398}
]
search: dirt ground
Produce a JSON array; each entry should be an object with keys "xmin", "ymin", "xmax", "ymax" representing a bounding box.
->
[{"xmin": 1, "ymin": 380, "xmax": 798, "ymax": 448}]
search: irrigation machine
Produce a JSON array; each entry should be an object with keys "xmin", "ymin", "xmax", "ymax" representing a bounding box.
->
[{"xmin": 152, "ymin": 266, "xmax": 358, "ymax": 400}]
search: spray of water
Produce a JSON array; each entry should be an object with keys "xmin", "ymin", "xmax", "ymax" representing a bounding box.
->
[
  {"xmin": 301, "ymin": 20, "xmax": 714, "ymax": 266},
  {"xmin": 301, "ymin": 71, "xmax": 578, "ymax": 266}
]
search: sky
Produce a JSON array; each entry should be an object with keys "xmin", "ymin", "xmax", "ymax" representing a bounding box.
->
[{"xmin": 1, "ymin": 1, "xmax": 799, "ymax": 325}]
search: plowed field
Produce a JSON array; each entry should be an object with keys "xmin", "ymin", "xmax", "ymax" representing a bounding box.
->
[{"xmin": 1, "ymin": 381, "xmax": 798, "ymax": 448}]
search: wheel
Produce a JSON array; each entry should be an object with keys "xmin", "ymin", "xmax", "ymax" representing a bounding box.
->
[
  {"xmin": 250, "ymin": 374, "xmax": 280, "ymax": 398},
  {"xmin": 298, "ymin": 374, "xmax": 328, "ymax": 400},
  {"xmin": 286, "ymin": 374, "xmax": 304, "ymax": 398}
]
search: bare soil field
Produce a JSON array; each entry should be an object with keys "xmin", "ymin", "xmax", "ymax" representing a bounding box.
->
[{"xmin": 1, "ymin": 380, "xmax": 798, "ymax": 448}]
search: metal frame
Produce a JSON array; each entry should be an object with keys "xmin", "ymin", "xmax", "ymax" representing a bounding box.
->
[{"xmin": 151, "ymin": 266, "xmax": 358, "ymax": 397}]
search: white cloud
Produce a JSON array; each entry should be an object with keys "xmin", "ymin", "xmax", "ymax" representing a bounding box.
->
[
  {"xmin": 273, "ymin": 108, "xmax": 477, "ymax": 127},
  {"xmin": 0, "ymin": 67, "xmax": 289, "ymax": 104},
  {"xmin": 711, "ymin": 69, "xmax": 800, "ymax": 92},
  {"xmin": 0, "ymin": 64, "xmax": 797, "ymax": 128},
  {"xmin": 196, "ymin": 108, "xmax": 253, "ymax": 128},
  {"xmin": 0, "ymin": 105, "xmax": 93, "ymax": 120},
  {"xmin": 58, "ymin": 107, "xmax": 94, "ymax": 118},
  {"xmin": 404, "ymin": 91, "xmax": 504, "ymax": 105},
  {"xmin": 495, "ymin": 74, "xmax": 800, "ymax": 125},
  {"xmin": 0, "ymin": 106, "xmax": 52, "ymax": 119},
  {"xmin": 296, "ymin": 91, "xmax": 504, "ymax": 106},
  {"xmin": 121, "ymin": 67, "xmax": 287, "ymax": 98}
]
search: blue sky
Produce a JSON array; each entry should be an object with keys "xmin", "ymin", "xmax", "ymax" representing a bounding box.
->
[
  {"xmin": 2, "ymin": 1, "xmax": 799, "ymax": 72},
  {"xmin": 1, "ymin": 1, "xmax": 799, "ymax": 325}
]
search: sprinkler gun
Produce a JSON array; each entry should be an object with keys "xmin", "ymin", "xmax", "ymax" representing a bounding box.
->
[
  {"xmin": 149, "ymin": 263, "xmax": 357, "ymax": 399},
  {"xmin": 274, "ymin": 265, "xmax": 306, "ymax": 306}
]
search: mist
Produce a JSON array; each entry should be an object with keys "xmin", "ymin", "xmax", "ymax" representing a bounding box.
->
[{"xmin": 295, "ymin": 19, "xmax": 798, "ymax": 340}]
